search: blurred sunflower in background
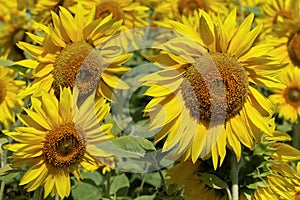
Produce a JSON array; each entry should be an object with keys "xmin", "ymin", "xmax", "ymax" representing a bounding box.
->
[
  {"xmin": 0, "ymin": 64, "xmax": 25, "ymax": 129},
  {"xmin": 140, "ymin": 9, "xmax": 282, "ymax": 169},
  {"xmin": 259, "ymin": 0, "xmax": 300, "ymax": 67},
  {"xmin": 174, "ymin": 0, "xmax": 229, "ymax": 17},
  {"xmin": 166, "ymin": 160, "xmax": 222, "ymax": 200},
  {"xmin": 29, "ymin": 0, "xmax": 77, "ymax": 24},
  {"xmin": 80, "ymin": 0, "xmax": 149, "ymax": 30},
  {"xmin": 4, "ymin": 87, "xmax": 114, "ymax": 199},
  {"xmin": 0, "ymin": 0, "xmax": 33, "ymax": 60},
  {"xmin": 148, "ymin": 0, "xmax": 174, "ymax": 27},
  {"xmin": 269, "ymin": 66, "xmax": 300, "ymax": 123},
  {"xmin": 150, "ymin": 0, "xmax": 229, "ymax": 27},
  {"xmin": 260, "ymin": 0, "xmax": 297, "ymax": 35},
  {"xmin": 17, "ymin": 3, "xmax": 132, "ymax": 101}
]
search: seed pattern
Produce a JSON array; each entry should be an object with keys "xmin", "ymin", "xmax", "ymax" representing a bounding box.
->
[{"xmin": 181, "ymin": 52, "xmax": 248, "ymax": 124}]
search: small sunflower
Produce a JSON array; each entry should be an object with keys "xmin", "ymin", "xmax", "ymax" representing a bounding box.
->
[
  {"xmin": 4, "ymin": 87, "xmax": 114, "ymax": 199},
  {"xmin": 140, "ymin": 9, "xmax": 282, "ymax": 168},
  {"xmin": 260, "ymin": 0, "xmax": 298, "ymax": 35},
  {"xmin": 17, "ymin": 3, "xmax": 132, "ymax": 101},
  {"xmin": 0, "ymin": 0, "xmax": 32, "ymax": 60},
  {"xmin": 166, "ymin": 160, "xmax": 220, "ymax": 200},
  {"xmin": 173, "ymin": 0, "xmax": 229, "ymax": 17},
  {"xmin": 0, "ymin": 64, "xmax": 25, "ymax": 129},
  {"xmin": 30, "ymin": 0, "xmax": 77, "ymax": 24},
  {"xmin": 150, "ymin": 0, "xmax": 174, "ymax": 27},
  {"xmin": 269, "ymin": 66, "xmax": 300, "ymax": 123},
  {"xmin": 80, "ymin": 0, "xmax": 149, "ymax": 30},
  {"xmin": 259, "ymin": 0, "xmax": 300, "ymax": 67}
]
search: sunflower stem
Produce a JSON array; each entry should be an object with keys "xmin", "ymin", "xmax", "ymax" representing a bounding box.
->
[
  {"xmin": 231, "ymin": 155, "xmax": 239, "ymax": 200},
  {"xmin": 292, "ymin": 118, "xmax": 300, "ymax": 149},
  {"xmin": 104, "ymin": 171, "xmax": 111, "ymax": 198},
  {"xmin": 33, "ymin": 187, "xmax": 42, "ymax": 200},
  {"xmin": 55, "ymin": 193, "xmax": 60, "ymax": 200}
]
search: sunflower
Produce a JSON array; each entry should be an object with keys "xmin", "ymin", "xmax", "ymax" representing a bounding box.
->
[
  {"xmin": 166, "ymin": 160, "xmax": 221, "ymax": 200},
  {"xmin": 166, "ymin": 132, "xmax": 300, "ymax": 200},
  {"xmin": 269, "ymin": 66, "xmax": 300, "ymax": 123},
  {"xmin": 258, "ymin": 0, "xmax": 300, "ymax": 67},
  {"xmin": 30, "ymin": 0, "xmax": 77, "ymax": 24},
  {"xmin": 150, "ymin": 0, "xmax": 174, "ymax": 27},
  {"xmin": 79, "ymin": 0, "xmax": 149, "ymax": 30},
  {"xmin": 0, "ymin": 64, "xmax": 25, "ymax": 129},
  {"xmin": 0, "ymin": 0, "xmax": 32, "ymax": 60},
  {"xmin": 17, "ymin": 3, "xmax": 132, "ymax": 101},
  {"xmin": 248, "ymin": 132, "xmax": 300, "ymax": 200},
  {"xmin": 259, "ymin": 0, "xmax": 298, "ymax": 35},
  {"xmin": 4, "ymin": 87, "xmax": 114, "ymax": 199},
  {"xmin": 173, "ymin": 0, "xmax": 229, "ymax": 17},
  {"xmin": 140, "ymin": 9, "xmax": 282, "ymax": 169}
]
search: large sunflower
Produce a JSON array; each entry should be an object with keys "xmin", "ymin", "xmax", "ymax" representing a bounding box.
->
[
  {"xmin": 17, "ymin": 3, "xmax": 132, "ymax": 101},
  {"xmin": 4, "ymin": 87, "xmax": 114, "ymax": 198},
  {"xmin": 0, "ymin": 64, "xmax": 25, "ymax": 129},
  {"xmin": 140, "ymin": 9, "xmax": 282, "ymax": 168},
  {"xmin": 258, "ymin": 0, "xmax": 300, "ymax": 67},
  {"xmin": 269, "ymin": 66, "xmax": 300, "ymax": 123}
]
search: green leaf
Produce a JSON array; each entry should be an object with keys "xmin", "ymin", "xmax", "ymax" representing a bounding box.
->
[
  {"xmin": 0, "ymin": 165, "xmax": 22, "ymax": 184},
  {"xmin": 247, "ymin": 179, "xmax": 268, "ymax": 189},
  {"xmin": 110, "ymin": 174, "xmax": 130, "ymax": 196},
  {"xmin": 0, "ymin": 137, "xmax": 8, "ymax": 146},
  {"xmin": 0, "ymin": 165, "xmax": 13, "ymax": 176},
  {"xmin": 144, "ymin": 172, "xmax": 164, "ymax": 187},
  {"xmin": 276, "ymin": 120, "xmax": 293, "ymax": 132},
  {"xmin": 82, "ymin": 171, "xmax": 104, "ymax": 186},
  {"xmin": 72, "ymin": 182, "xmax": 102, "ymax": 200},
  {"xmin": 97, "ymin": 135, "xmax": 155, "ymax": 158},
  {"xmin": 199, "ymin": 173, "xmax": 228, "ymax": 189},
  {"xmin": 0, "ymin": 59, "xmax": 14, "ymax": 67},
  {"xmin": 134, "ymin": 195, "xmax": 155, "ymax": 200}
]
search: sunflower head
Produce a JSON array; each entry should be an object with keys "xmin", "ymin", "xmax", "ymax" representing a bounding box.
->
[
  {"xmin": 0, "ymin": 64, "xmax": 25, "ymax": 128},
  {"xmin": 52, "ymin": 41, "xmax": 104, "ymax": 97},
  {"xmin": 4, "ymin": 87, "xmax": 114, "ymax": 198},
  {"xmin": 178, "ymin": 0, "xmax": 206, "ymax": 15},
  {"xmin": 0, "ymin": 0, "xmax": 32, "ymax": 60},
  {"xmin": 17, "ymin": 3, "xmax": 132, "ymax": 101},
  {"xmin": 141, "ymin": 9, "xmax": 279, "ymax": 169},
  {"xmin": 95, "ymin": 1, "xmax": 124, "ymax": 21},
  {"xmin": 181, "ymin": 52, "xmax": 248, "ymax": 125},
  {"xmin": 80, "ymin": 0, "xmax": 149, "ymax": 30},
  {"xmin": 270, "ymin": 66, "xmax": 300, "ymax": 123},
  {"xmin": 288, "ymin": 31, "xmax": 300, "ymax": 66},
  {"xmin": 43, "ymin": 122, "xmax": 86, "ymax": 168}
]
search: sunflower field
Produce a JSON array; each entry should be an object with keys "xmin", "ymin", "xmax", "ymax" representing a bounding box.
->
[{"xmin": 1, "ymin": 0, "xmax": 300, "ymax": 199}]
